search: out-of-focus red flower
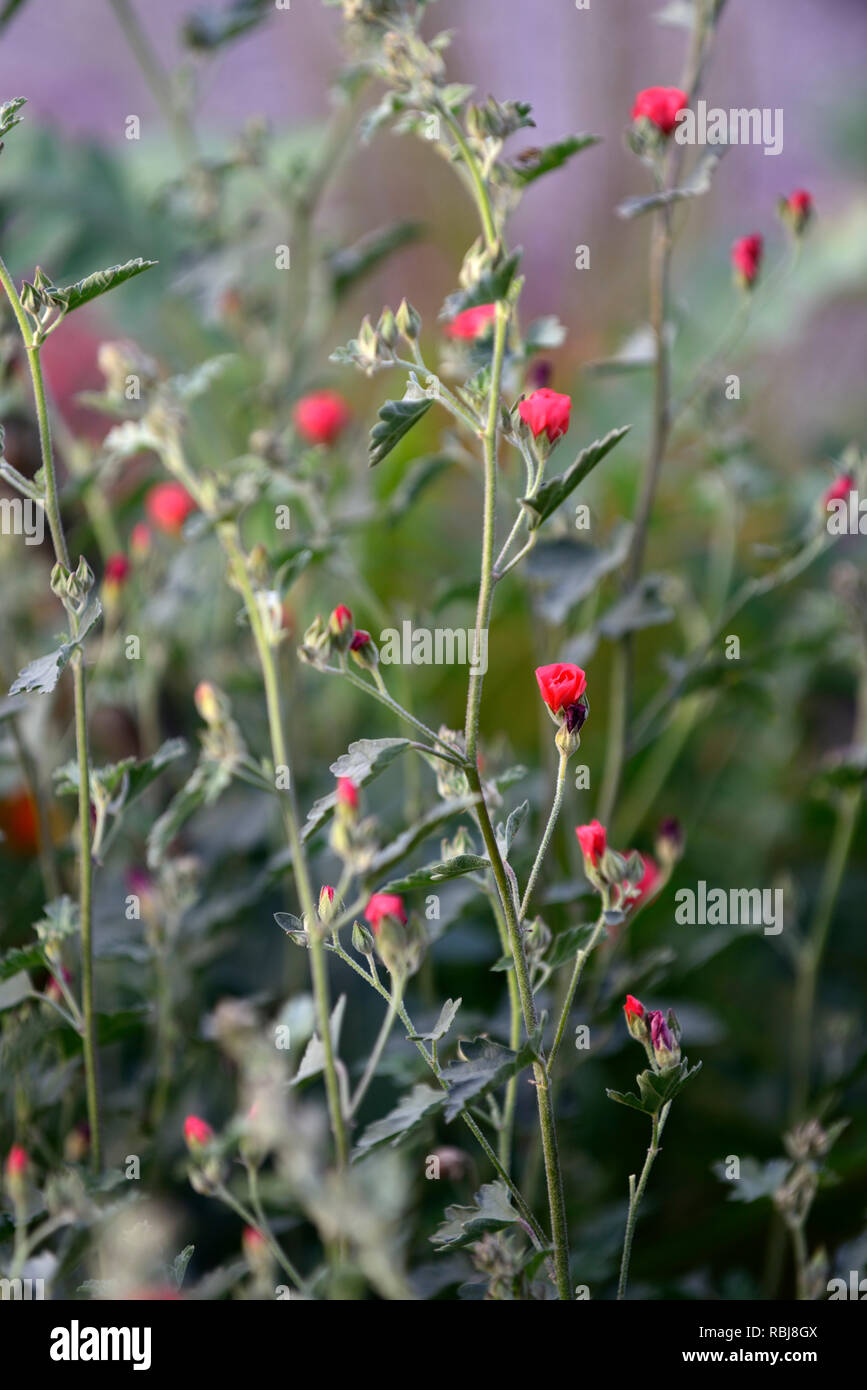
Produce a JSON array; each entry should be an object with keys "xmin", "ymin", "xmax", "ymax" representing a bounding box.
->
[
  {"xmin": 6, "ymin": 1144, "xmax": 28, "ymax": 1178},
  {"xmin": 293, "ymin": 390, "xmax": 351, "ymax": 446},
  {"xmin": 575, "ymin": 820, "xmax": 607, "ymax": 866},
  {"xmin": 627, "ymin": 853, "xmax": 662, "ymax": 909},
  {"xmin": 731, "ymin": 234, "xmax": 763, "ymax": 289},
  {"xmin": 183, "ymin": 1114, "xmax": 214, "ymax": 1150},
  {"xmin": 146, "ymin": 482, "xmax": 197, "ymax": 534},
  {"xmin": 336, "ymin": 777, "xmax": 359, "ymax": 810},
  {"xmin": 631, "ymin": 86, "xmax": 688, "ymax": 136},
  {"xmin": 624, "ymin": 995, "xmax": 644, "ymax": 1025},
  {"xmin": 0, "ymin": 789, "xmax": 40, "ymax": 857},
  {"xmin": 781, "ymin": 188, "xmax": 813, "ymax": 235},
  {"xmin": 824, "ymin": 474, "xmax": 855, "ymax": 507},
  {"xmin": 446, "ymin": 303, "xmax": 497, "ymax": 339},
  {"xmin": 519, "ymin": 388, "xmax": 572, "ymax": 442},
  {"xmin": 364, "ymin": 892, "xmax": 407, "ymax": 932},
  {"xmin": 104, "ymin": 553, "xmax": 131, "ymax": 587},
  {"xmin": 130, "ymin": 522, "xmax": 151, "ymax": 559}
]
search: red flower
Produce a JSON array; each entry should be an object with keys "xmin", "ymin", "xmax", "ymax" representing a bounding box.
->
[
  {"xmin": 183, "ymin": 1114, "xmax": 214, "ymax": 1149},
  {"xmin": 364, "ymin": 892, "xmax": 407, "ymax": 931},
  {"xmin": 535, "ymin": 662, "xmax": 587, "ymax": 717},
  {"xmin": 293, "ymin": 390, "xmax": 351, "ymax": 446},
  {"xmin": 146, "ymin": 482, "xmax": 197, "ymax": 534},
  {"xmin": 6, "ymin": 1144, "xmax": 28, "ymax": 1178},
  {"xmin": 0, "ymin": 789, "xmax": 40, "ymax": 857},
  {"xmin": 519, "ymin": 388, "xmax": 572, "ymax": 443},
  {"xmin": 824, "ymin": 474, "xmax": 856, "ymax": 507},
  {"xmin": 104, "ymin": 553, "xmax": 131, "ymax": 586},
  {"xmin": 731, "ymin": 234, "xmax": 763, "ymax": 288},
  {"xmin": 446, "ymin": 303, "xmax": 497, "ymax": 340},
  {"xmin": 336, "ymin": 777, "xmax": 359, "ymax": 810},
  {"xmin": 350, "ymin": 629, "xmax": 372, "ymax": 651},
  {"xmin": 575, "ymin": 820, "xmax": 607, "ymax": 866},
  {"xmin": 130, "ymin": 522, "xmax": 151, "ymax": 559},
  {"xmin": 782, "ymin": 188, "xmax": 813, "ymax": 235},
  {"xmin": 631, "ymin": 86, "xmax": 688, "ymax": 137},
  {"xmin": 627, "ymin": 853, "xmax": 662, "ymax": 908},
  {"xmin": 623, "ymin": 995, "xmax": 644, "ymax": 1025},
  {"xmin": 330, "ymin": 604, "xmax": 353, "ymax": 635},
  {"xmin": 243, "ymin": 1225, "xmax": 267, "ymax": 1253}
]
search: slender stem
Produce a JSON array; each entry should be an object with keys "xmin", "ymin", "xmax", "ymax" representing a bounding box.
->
[
  {"xmin": 106, "ymin": 0, "xmax": 197, "ymax": 163},
  {"xmin": 222, "ymin": 527, "xmax": 348, "ymax": 1170},
  {"xmin": 520, "ymin": 750, "xmax": 568, "ymax": 922},
  {"xmin": 216, "ymin": 1179, "xmax": 304, "ymax": 1293},
  {"xmin": 438, "ymin": 108, "xmax": 498, "ymax": 253},
  {"xmin": 486, "ymin": 886, "xmax": 521, "ymax": 1173},
  {"xmin": 548, "ymin": 914, "xmax": 606, "ymax": 1072},
  {"xmin": 349, "ymin": 978, "xmax": 402, "ymax": 1116},
  {"xmin": 246, "ymin": 1162, "xmax": 307, "ymax": 1293},
  {"xmin": 0, "ymin": 252, "xmax": 102, "ymax": 1172},
  {"xmin": 617, "ymin": 1102, "xmax": 670, "ymax": 1299}
]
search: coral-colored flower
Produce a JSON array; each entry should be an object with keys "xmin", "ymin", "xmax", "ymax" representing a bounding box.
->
[
  {"xmin": 627, "ymin": 853, "xmax": 662, "ymax": 909},
  {"xmin": 731, "ymin": 234, "xmax": 763, "ymax": 289},
  {"xmin": 365, "ymin": 892, "xmax": 407, "ymax": 931},
  {"xmin": 104, "ymin": 553, "xmax": 130, "ymax": 586},
  {"xmin": 535, "ymin": 662, "xmax": 587, "ymax": 717},
  {"xmin": 293, "ymin": 390, "xmax": 351, "ymax": 446},
  {"xmin": 824, "ymin": 474, "xmax": 855, "ymax": 508},
  {"xmin": 336, "ymin": 777, "xmax": 359, "ymax": 810},
  {"xmin": 183, "ymin": 1114, "xmax": 214, "ymax": 1149},
  {"xmin": 6, "ymin": 1145, "xmax": 28, "ymax": 1178},
  {"xmin": 350, "ymin": 629, "xmax": 372, "ymax": 651},
  {"xmin": 446, "ymin": 303, "xmax": 497, "ymax": 340},
  {"xmin": 519, "ymin": 388, "xmax": 572, "ymax": 443},
  {"xmin": 624, "ymin": 995, "xmax": 644, "ymax": 1025},
  {"xmin": 575, "ymin": 820, "xmax": 607, "ymax": 866},
  {"xmin": 631, "ymin": 86, "xmax": 688, "ymax": 136},
  {"xmin": 146, "ymin": 482, "xmax": 197, "ymax": 534},
  {"xmin": 330, "ymin": 604, "xmax": 353, "ymax": 635}
]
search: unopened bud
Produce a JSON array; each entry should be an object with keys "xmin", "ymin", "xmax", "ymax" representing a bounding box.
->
[{"xmin": 395, "ymin": 298, "xmax": 422, "ymax": 341}]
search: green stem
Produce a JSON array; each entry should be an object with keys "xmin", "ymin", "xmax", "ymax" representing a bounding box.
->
[
  {"xmin": 520, "ymin": 749, "xmax": 568, "ymax": 922},
  {"xmin": 547, "ymin": 913, "xmax": 607, "ymax": 1072},
  {"xmin": 0, "ymin": 252, "xmax": 102, "ymax": 1172},
  {"xmin": 222, "ymin": 527, "xmax": 348, "ymax": 1170},
  {"xmin": 349, "ymin": 978, "xmax": 402, "ymax": 1116},
  {"xmin": 617, "ymin": 1102, "xmax": 670, "ymax": 1299},
  {"xmin": 106, "ymin": 0, "xmax": 197, "ymax": 163},
  {"xmin": 439, "ymin": 108, "xmax": 498, "ymax": 253},
  {"xmin": 217, "ymin": 1178, "xmax": 304, "ymax": 1293}
]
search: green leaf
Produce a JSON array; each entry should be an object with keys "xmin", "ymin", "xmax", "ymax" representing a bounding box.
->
[
  {"xmin": 527, "ymin": 526, "xmax": 633, "ymax": 626},
  {"xmin": 381, "ymin": 854, "xmax": 488, "ymax": 893},
  {"xmin": 441, "ymin": 1034, "xmax": 541, "ymax": 1122},
  {"xmin": 329, "ymin": 221, "xmax": 422, "ymax": 300},
  {"xmin": 302, "ymin": 738, "xmax": 412, "ymax": 842},
  {"xmin": 183, "ymin": 0, "xmax": 273, "ymax": 51},
  {"xmin": 408, "ymin": 997, "xmax": 462, "ymax": 1044},
  {"xmin": 55, "ymin": 738, "xmax": 187, "ymax": 804},
  {"xmin": 605, "ymin": 1087, "xmax": 647, "ymax": 1113},
  {"xmin": 508, "ymin": 134, "xmax": 600, "ymax": 185},
  {"xmin": 546, "ymin": 922, "xmax": 601, "ymax": 971},
  {"xmin": 497, "ymin": 799, "xmax": 529, "ymax": 858},
  {"xmin": 56, "ymin": 258, "xmax": 158, "ymax": 315},
  {"xmin": 368, "ymin": 393, "xmax": 433, "ymax": 468},
  {"xmin": 440, "ymin": 249, "xmax": 522, "ymax": 321},
  {"xmin": 293, "ymin": 996, "xmax": 346, "ymax": 1086},
  {"xmin": 597, "ymin": 574, "xmax": 674, "ymax": 639},
  {"xmin": 9, "ymin": 643, "xmax": 73, "ymax": 695},
  {"xmin": 0, "ymin": 971, "xmax": 31, "ymax": 1011},
  {"xmin": 354, "ymin": 1082, "xmax": 444, "ymax": 1157},
  {"xmin": 147, "ymin": 755, "xmax": 232, "ymax": 869},
  {"xmin": 430, "ymin": 1181, "xmax": 518, "ymax": 1250},
  {"xmin": 0, "ymin": 95, "xmax": 26, "ymax": 140},
  {"xmin": 171, "ymin": 1245, "xmax": 195, "ymax": 1291},
  {"xmin": 0, "ymin": 943, "xmax": 45, "ymax": 982},
  {"xmin": 712, "ymin": 1155, "xmax": 791, "ymax": 1203},
  {"xmin": 617, "ymin": 151, "xmax": 725, "ymax": 219},
  {"xmin": 368, "ymin": 795, "xmax": 480, "ymax": 878},
  {"xmin": 521, "ymin": 425, "xmax": 631, "ymax": 529}
]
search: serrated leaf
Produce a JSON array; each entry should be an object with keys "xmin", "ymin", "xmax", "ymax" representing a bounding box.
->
[
  {"xmin": 368, "ymin": 393, "xmax": 432, "ymax": 468},
  {"xmin": 521, "ymin": 425, "xmax": 630, "ymax": 529},
  {"xmin": 431, "ymin": 1181, "xmax": 517, "ymax": 1250},
  {"xmin": 497, "ymin": 799, "xmax": 529, "ymax": 858},
  {"xmin": 546, "ymin": 922, "xmax": 601, "ymax": 971},
  {"xmin": 508, "ymin": 134, "xmax": 600, "ymax": 185},
  {"xmin": 302, "ymin": 738, "xmax": 412, "ymax": 842},
  {"xmin": 55, "ymin": 738, "xmax": 187, "ymax": 804},
  {"xmin": 329, "ymin": 221, "xmax": 422, "ymax": 300},
  {"xmin": 408, "ymin": 997, "xmax": 461, "ymax": 1043},
  {"xmin": 381, "ymin": 855, "xmax": 488, "ymax": 893},
  {"xmin": 57, "ymin": 258, "xmax": 157, "ymax": 314},
  {"xmin": 354, "ymin": 1082, "xmax": 444, "ymax": 1157},
  {"xmin": 0, "ymin": 95, "xmax": 26, "ymax": 140},
  {"xmin": 293, "ymin": 996, "xmax": 346, "ymax": 1086},
  {"xmin": 605, "ymin": 1087, "xmax": 647, "ymax": 1113},
  {"xmin": 441, "ymin": 1034, "xmax": 541, "ymax": 1122},
  {"xmin": 368, "ymin": 795, "xmax": 480, "ymax": 878},
  {"xmin": 0, "ymin": 943, "xmax": 45, "ymax": 982},
  {"xmin": 9, "ymin": 644, "xmax": 74, "ymax": 695},
  {"xmin": 617, "ymin": 151, "xmax": 725, "ymax": 219}
]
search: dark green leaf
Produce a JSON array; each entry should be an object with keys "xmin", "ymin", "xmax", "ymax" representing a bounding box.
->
[
  {"xmin": 381, "ymin": 855, "xmax": 488, "ymax": 893},
  {"xmin": 617, "ymin": 151, "xmax": 725, "ymax": 219},
  {"xmin": 0, "ymin": 943, "xmax": 45, "ymax": 982},
  {"xmin": 440, "ymin": 249, "xmax": 522, "ymax": 321},
  {"xmin": 597, "ymin": 574, "xmax": 674, "ymax": 639},
  {"xmin": 368, "ymin": 393, "xmax": 432, "ymax": 468},
  {"xmin": 58, "ymin": 258, "xmax": 158, "ymax": 314},
  {"xmin": 303, "ymin": 738, "xmax": 412, "ymax": 842},
  {"xmin": 521, "ymin": 425, "xmax": 631, "ymax": 529},
  {"xmin": 354, "ymin": 1082, "xmax": 444, "ymax": 1157},
  {"xmin": 431, "ymin": 1181, "xmax": 518, "ymax": 1250},
  {"xmin": 508, "ymin": 134, "xmax": 600, "ymax": 185},
  {"xmin": 441, "ymin": 1034, "xmax": 541, "ymax": 1122},
  {"xmin": 408, "ymin": 997, "xmax": 462, "ymax": 1044},
  {"xmin": 183, "ymin": 0, "xmax": 273, "ymax": 51},
  {"xmin": 368, "ymin": 796, "xmax": 480, "ymax": 877},
  {"xmin": 329, "ymin": 221, "xmax": 422, "ymax": 300}
]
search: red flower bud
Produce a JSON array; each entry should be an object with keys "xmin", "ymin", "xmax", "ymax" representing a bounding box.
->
[
  {"xmin": 631, "ymin": 86, "xmax": 688, "ymax": 137},
  {"xmin": 624, "ymin": 995, "xmax": 644, "ymax": 1024},
  {"xmin": 336, "ymin": 776, "xmax": 359, "ymax": 810},
  {"xmin": 364, "ymin": 892, "xmax": 407, "ymax": 932},
  {"xmin": 183, "ymin": 1114, "xmax": 214, "ymax": 1150},
  {"xmin": 731, "ymin": 234, "xmax": 763, "ymax": 289},
  {"xmin": 535, "ymin": 662, "xmax": 587, "ymax": 718},
  {"xmin": 146, "ymin": 482, "xmax": 197, "ymax": 535},
  {"xmin": 575, "ymin": 820, "xmax": 607, "ymax": 866},
  {"xmin": 130, "ymin": 522, "xmax": 151, "ymax": 559},
  {"xmin": 624, "ymin": 853, "xmax": 662, "ymax": 910},
  {"xmin": 781, "ymin": 188, "xmax": 813, "ymax": 236},
  {"xmin": 6, "ymin": 1144, "xmax": 28, "ymax": 1179},
  {"xmin": 104, "ymin": 553, "xmax": 131, "ymax": 586},
  {"xmin": 446, "ymin": 303, "xmax": 497, "ymax": 340},
  {"xmin": 292, "ymin": 390, "xmax": 351, "ymax": 446},
  {"xmin": 824, "ymin": 474, "xmax": 855, "ymax": 508},
  {"xmin": 623, "ymin": 994, "xmax": 649, "ymax": 1043},
  {"xmin": 518, "ymin": 387, "xmax": 572, "ymax": 443},
  {"xmin": 350, "ymin": 628, "xmax": 371, "ymax": 651}
]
